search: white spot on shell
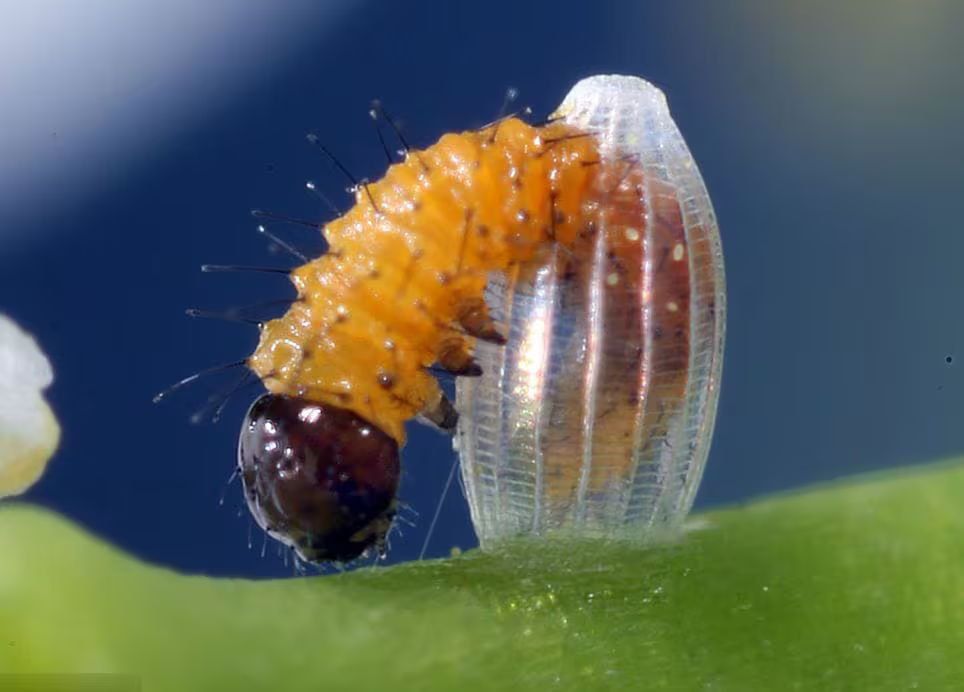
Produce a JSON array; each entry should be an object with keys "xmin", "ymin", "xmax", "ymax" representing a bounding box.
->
[
  {"xmin": 673, "ymin": 243, "xmax": 685, "ymax": 261},
  {"xmin": 624, "ymin": 227, "xmax": 640, "ymax": 242},
  {"xmin": 666, "ymin": 301, "xmax": 679, "ymax": 312},
  {"xmin": 606, "ymin": 272, "xmax": 620, "ymax": 286}
]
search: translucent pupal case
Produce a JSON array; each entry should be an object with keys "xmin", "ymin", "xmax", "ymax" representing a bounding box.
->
[{"xmin": 456, "ymin": 75, "xmax": 726, "ymax": 545}]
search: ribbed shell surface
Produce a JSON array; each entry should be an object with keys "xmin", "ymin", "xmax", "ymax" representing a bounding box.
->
[{"xmin": 455, "ymin": 75, "xmax": 726, "ymax": 545}]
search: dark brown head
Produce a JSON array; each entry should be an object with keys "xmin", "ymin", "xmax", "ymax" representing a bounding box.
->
[{"xmin": 237, "ymin": 394, "xmax": 400, "ymax": 564}]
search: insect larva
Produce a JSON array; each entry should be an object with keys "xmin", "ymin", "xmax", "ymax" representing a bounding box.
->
[{"xmin": 237, "ymin": 74, "xmax": 725, "ymax": 563}]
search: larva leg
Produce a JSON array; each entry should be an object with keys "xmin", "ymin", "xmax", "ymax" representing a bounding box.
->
[
  {"xmin": 416, "ymin": 384, "xmax": 459, "ymax": 432},
  {"xmin": 436, "ymin": 335, "xmax": 483, "ymax": 376},
  {"xmin": 455, "ymin": 297, "xmax": 506, "ymax": 345}
]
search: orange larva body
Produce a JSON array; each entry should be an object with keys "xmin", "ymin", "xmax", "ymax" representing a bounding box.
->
[{"xmin": 249, "ymin": 118, "xmax": 606, "ymax": 443}]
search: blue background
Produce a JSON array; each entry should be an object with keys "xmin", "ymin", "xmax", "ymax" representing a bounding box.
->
[{"xmin": 3, "ymin": 1, "xmax": 963, "ymax": 577}]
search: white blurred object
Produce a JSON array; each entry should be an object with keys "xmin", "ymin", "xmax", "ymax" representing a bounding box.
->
[
  {"xmin": 0, "ymin": 314, "xmax": 60, "ymax": 497},
  {"xmin": 0, "ymin": 1, "xmax": 356, "ymax": 249}
]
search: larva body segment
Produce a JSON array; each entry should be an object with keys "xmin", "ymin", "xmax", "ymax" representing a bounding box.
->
[{"xmin": 456, "ymin": 75, "xmax": 726, "ymax": 544}]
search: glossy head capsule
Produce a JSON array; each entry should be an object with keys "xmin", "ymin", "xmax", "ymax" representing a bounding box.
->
[
  {"xmin": 455, "ymin": 75, "xmax": 726, "ymax": 544},
  {"xmin": 237, "ymin": 394, "xmax": 400, "ymax": 563}
]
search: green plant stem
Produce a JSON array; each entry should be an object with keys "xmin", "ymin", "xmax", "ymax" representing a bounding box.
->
[{"xmin": 1, "ymin": 462, "xmax": 962, "ymax": 691}]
